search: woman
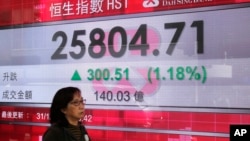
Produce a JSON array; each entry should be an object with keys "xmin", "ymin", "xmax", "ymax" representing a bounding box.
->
[{"xmin": 43, "ymin": 87, "xmax": 91, "ymax": 141}]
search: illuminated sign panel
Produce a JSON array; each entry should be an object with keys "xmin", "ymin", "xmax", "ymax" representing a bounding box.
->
[
  {"xmin": 1, "ymin": 0, "xmax": 250, "ymax": 26},
  {"xmin": 0, "ymin": 1, "xmax": 250, "ymax": 141}
]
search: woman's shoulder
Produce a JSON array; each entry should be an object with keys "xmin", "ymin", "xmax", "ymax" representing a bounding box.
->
[
  {"xmin": 42, "ymin": 124, "xmax": 64, "ymax": 141},
  {"xmin": 79, "ymin": 125, "xmax": 88, "ymax": 132},
  {"xmin": 47, "ymin": 124, "xmax": 63, "ymax": 132},
  {"xmin": 79, "ymin": 125, "xmax": 91, "ymax": 141}
]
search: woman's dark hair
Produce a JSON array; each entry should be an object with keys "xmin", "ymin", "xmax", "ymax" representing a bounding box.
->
[{"xmin": 49, "ymin": 86, "xmax": 81, "ymax": 126}]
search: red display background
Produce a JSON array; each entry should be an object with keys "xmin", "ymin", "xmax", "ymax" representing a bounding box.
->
[
  {"xmin": 1, "ymin": 106, "xmax": 250, "ymax": 140},
  {"xmin": 0, "ymin": 124, "xmax": 229, "ymax": 141}
]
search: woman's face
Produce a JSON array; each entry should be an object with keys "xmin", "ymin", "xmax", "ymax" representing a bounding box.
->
[{"xmin": 62, "ymin": 92, "xmax": 85, "ymax": 125}]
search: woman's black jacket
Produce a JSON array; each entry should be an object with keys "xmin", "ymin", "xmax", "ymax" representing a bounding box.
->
[{"xmin": 42, "ymin": 123, "xmax": 91, "ymax": 141}]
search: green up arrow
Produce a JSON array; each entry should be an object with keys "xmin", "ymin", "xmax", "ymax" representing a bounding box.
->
[{"xmin": 71, "ymin": 70, "xmax": 81, "ymax": 81}]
